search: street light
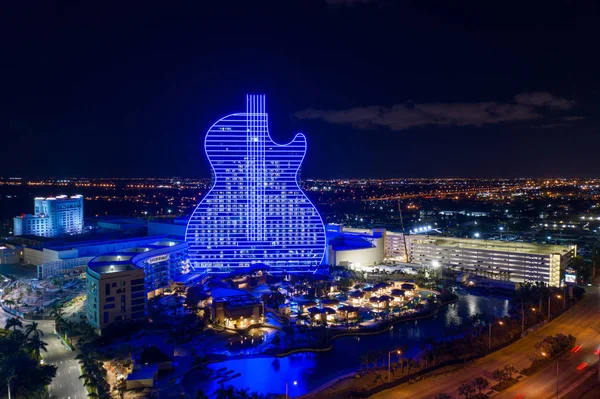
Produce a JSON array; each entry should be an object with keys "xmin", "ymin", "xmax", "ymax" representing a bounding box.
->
[
  {"xmin": 548, "ymin": 294, "xmax": 562, "ymax": 320},
  {"xmin": 285, "ymin": 380, "xmax": 297, "ymax": 399},
  {"xmin": 542, "ymin": 348, "xmax": 560, "ymax": 398},
  {"xmin": 556, "ymin": 294, "xmax": 563, "ymax": 312},
  {"xmin": 388, "ymin": 349, "xmax": 401, "ymax": 381},
  {"xmin": 597, "ymin": 348, "xmax": 600, "ymax": 381},
  {"xmin": 489, "ymin": 320, "xmax": 503, "ymax": 351}
]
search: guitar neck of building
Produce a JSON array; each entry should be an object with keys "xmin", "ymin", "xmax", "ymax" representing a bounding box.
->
[{"xmin": 247, "ymin": 94, "xmax": 267, "ymax": 242}]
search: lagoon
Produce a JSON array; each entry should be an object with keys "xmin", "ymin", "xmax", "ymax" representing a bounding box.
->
[{"xmin": 184, "ymin": 293, "xmax": 510, "ymax": 397}]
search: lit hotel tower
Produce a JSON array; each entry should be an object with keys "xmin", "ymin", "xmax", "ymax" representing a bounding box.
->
[{"xmin": 186, "ymin": 95, "xmax": 326, "ymax": 273}]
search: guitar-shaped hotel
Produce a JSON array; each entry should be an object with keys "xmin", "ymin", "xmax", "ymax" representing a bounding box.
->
[{"xmin": 186, "ymin": 95, "xmax": 327, "ymax": 273}]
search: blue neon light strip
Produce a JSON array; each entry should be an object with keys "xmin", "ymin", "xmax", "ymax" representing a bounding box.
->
[{"xmin": 185, "ymin": 95, "xmax": 326, "ymax": 272}]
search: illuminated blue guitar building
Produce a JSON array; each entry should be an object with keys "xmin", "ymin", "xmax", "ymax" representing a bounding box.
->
[{"xmin": 186, "ymin": 95, "xmax": 326, "ymax": 273}]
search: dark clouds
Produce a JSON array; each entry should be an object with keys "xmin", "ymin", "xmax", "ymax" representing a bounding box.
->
[
  {"xmin": 514, "ymin": 92, "xmax": 575, "ymax": 110},
  {"xmin": 294, "ymin": 92, "xmax": 582, "ymax": 131}
]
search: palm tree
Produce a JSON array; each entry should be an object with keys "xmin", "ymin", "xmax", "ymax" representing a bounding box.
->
[
  {"xmin": 25, "ymin": 322, "xmax": 44, "ymax": 339},
  {"xmin": 5, "ymin": 317, "xmax": 23, "ymax": 331},
  {"xmin": 458, "ymin": 383, "xmax": 475, "ymax": 399},
  {"xmin": 435, "ymin": 394, "xmax": 451, "ymax": 399},
  {"xmin": 27, "ymin": 336, "xmax": 49, "ymax": 361},
  {"xmin": 50, "ymin": 307, "xmax": 66, "ymax": 334},
  {"xmin": 76, "ymin": 350, "xmax": 101, "ymax": 384},
  {"xmin": 504, "ymin": 364, "xmax": 517, "ymax": 380},
  {"xmin": 5, "ymin": 329, "xmax": 27, "ymax": 350},
  {"xmin": 50, "ymin": 307, "xmax": 65, "ymax": 323},
  {"xmin": 406, "ymin": 358, "xmax": 414, "ymax": 375},
  {"xmin": 214, "ymin": 385, "xmax": 236, "ymax": 399},
  {"xmin": 235, "ymin": 387, "xmax": 250, "ymax": 399},
  {"xmin": 57, "ymin": 319, "xmax": 74, "ymax": 346},
  {"xmin": 79, "ymin": 372, "xmax": 97, "ymax": 389},
  {"xmin": 472, "ymin": 376, "xmax": 489, "ymax": 395},
  {"xmin": 195, "ymin": 389, "xmax": 209, "ymax": 399},
  {"xmin": 76, "ymin": 351, "xmax": 93, "ymax": 365},
  {"xmin": 3, "ymin": 299, "xmax": 15, "ymax": 308}
]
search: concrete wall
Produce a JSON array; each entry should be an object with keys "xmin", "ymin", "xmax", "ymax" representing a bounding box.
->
[
  {"xmin": 148, "ymin": 222, "xmax": 186, "ymax": 238},
  {"xmin": 23, "ymin": 247, "xmax": 78, "ymax": 265},
  {"xmin": 0, "ymin": 248, "xmax": 19, "ymax": 264},
  {"xmin": 329, "ymin": 236, "xmax": 385, "ymax": 266}
]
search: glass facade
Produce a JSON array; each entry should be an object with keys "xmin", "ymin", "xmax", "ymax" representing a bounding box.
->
[{"xmin": 186, "ymin": 95, "xmax": 326, "ymax": 272}]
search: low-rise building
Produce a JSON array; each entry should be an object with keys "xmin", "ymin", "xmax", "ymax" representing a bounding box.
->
[
  {"xmin": 211, "ymin": 294, "xmax": 264, "ymax": 328},
  {"xmin": 86, "ymin": 239, "xmax": 190, "ymax": 330},
  {"xmin": 126, "ymin": 366, "xmax": 158, "ymax": 390},
  {"xmin": 26, "ymin": 236, "xmax": 178, "ymax": 279},
  {"xmin": 0, "ymin": 246, "xmax": 19, "ymax": 264},
  {"xmin": 337, "ymin": 305, "xmax": 359, "ymax": 319},
  {"xmin": 325, "ymin": 225, "xmax": 385, "ymax": 267}
]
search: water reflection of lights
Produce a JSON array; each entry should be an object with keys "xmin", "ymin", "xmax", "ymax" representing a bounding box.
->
[
  {"xmin": 445, "ymin": 303, "xmax": 462, "ymax": 327},
  {"xmin": 185, "ymin": 294, "xmax": 510, "ymax": 397},
  {"xmin": 466, "ymin": 294, "xmax": 479, "ymax": 318}
]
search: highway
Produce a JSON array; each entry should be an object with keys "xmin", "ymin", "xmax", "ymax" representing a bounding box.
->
[
  {"xmin": 0, "ymin": 307, "xmax": 88, "ymax": 399},
  {"xmin": 372, "ymin": 286, "xmax": 600, "ymax": 399}
]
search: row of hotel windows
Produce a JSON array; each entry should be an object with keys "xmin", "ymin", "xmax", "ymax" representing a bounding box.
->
[
  {"xmin": 414, "ymin": 257, "xmax": 551, "ymax": 267},
  {"xmin": 413, "ymin": 250, "xmax": 551, "ymax": 259},
  {"xmin": 194, "ymin": 253, "xmax": 321, "ymax": 259}
]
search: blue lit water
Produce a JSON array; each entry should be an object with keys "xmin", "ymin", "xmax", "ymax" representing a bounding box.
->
[{"xmin": 184, "ymin": 293, "xmax": 510, "ymax": 397}]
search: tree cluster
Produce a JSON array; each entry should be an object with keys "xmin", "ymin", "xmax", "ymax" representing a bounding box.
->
[
  {"xmin": 0, "ymin": 317, "xmax": 57, "ymax": 398},
  {"xmin": 77, "ymin": 349, "xmax": 111, "ymax": 399}
]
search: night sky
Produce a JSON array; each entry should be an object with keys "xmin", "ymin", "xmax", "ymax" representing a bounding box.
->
[{"xmin": 2, "ymin": 1, "xmax": 599, "ymax": 178}]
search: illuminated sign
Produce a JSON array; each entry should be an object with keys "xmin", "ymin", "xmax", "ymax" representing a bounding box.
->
[
  {"xmin": 148, "ymin": 255, "xmax": 169, "ymax": 264},
  {"xmin": 186, "ymin": 95, "xmax": 326, "ymax": 272},
  {"xmin": 565, "ymin": 267, "xmax": 576, "ymax": 284}
]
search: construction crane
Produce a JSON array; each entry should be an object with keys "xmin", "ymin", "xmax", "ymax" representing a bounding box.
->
[{"xmin": 397, "ymin": 199, "xmax": 410, "ymax": 262}]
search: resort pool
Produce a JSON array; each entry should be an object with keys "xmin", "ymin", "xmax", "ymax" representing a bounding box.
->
[{"xmin": 183, "ymin": 293, "xmax": 510, "ymax": 397}]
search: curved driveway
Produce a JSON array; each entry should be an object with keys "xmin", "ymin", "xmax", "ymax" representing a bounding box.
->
[{"xmin": 0, "ymin": 309, "xmax": 88, "ymax": 399}]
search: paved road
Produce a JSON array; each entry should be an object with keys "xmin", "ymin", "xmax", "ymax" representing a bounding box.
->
[
  {"xmin": 372, "ymin": 286, "xmax": 600, "ymax": 399},
  {"xmin": 564, "ymin": 367, "xmax": 600, "ymax": 398},
  {"xmin": 0, "ymin": 307, "xmax": 88, "ymax": 399},
  {"xmin": 495, "ymin": 336, "xmax": 600, "ymax": 399}
]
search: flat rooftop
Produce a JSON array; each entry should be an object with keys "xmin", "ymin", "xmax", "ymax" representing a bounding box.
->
[
  {"xmin": 214, "ymin": 294, "xmax": 262, "ymax": 308},
  {"xmin": 34, "ymin": 195, "xmax": 82, "ymax": 200},
  {"xmin": 43, "ymin": 235, "xmax": 172, "ymax": 251},
  {"xmin": 87, "ymin": 239, "xmax": 187, "ymax": 275},
  {"xmin": 411, "ymin": 236, "xmax": 574, "ymax": 255}
]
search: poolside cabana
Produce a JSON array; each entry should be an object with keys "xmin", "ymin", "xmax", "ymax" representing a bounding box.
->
[{"xmin": 337, "ymin": 305, "xmax": 359, "ymax": 319}]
